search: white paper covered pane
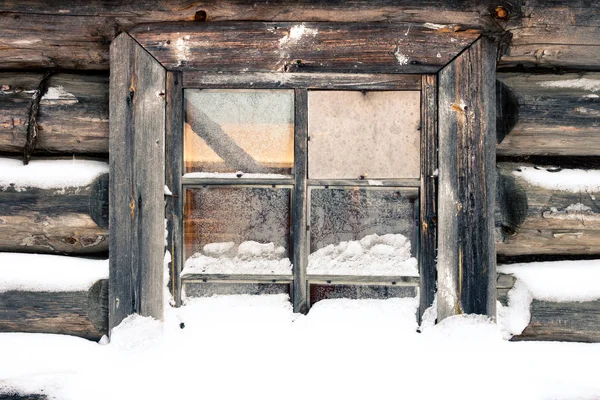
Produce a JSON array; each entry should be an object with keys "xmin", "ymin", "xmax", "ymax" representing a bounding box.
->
[
  {"xmin": 184, "ymin": 89, "xmax": 294, "ymax": 175},
  {"xmin": 308, "ymin": 91, "xmax": 420, "ymax": 179}
]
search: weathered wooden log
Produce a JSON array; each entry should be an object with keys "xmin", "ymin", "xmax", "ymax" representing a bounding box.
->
[
  {"xmin": 497, "ymin": 73, "xmax": 600, "ymax": 156},
  {"xmin": 0, "ymin": 1, "xmax": 598, "ymax": 70},
  {"xmin": 496, "ymin": 162, "xmax": 600, "ymax": 256},
  {"xmin": 0, "ymin": 279, "xmax": 108, "ymax": 340},
  {"xmin": 0, "ymin": 173, "xmax": 108, "ymax": 255},
  {"xmin": 0, "ymin": 73, "xmax": 109, "ymax": 155}
]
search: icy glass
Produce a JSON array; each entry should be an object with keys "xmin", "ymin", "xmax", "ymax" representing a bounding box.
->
[
  {"xmin": 309, "ymin": 188, "xmax": 417, "ymax": 253},
  {"xmin": 184, "ymin": 89, "xmax": 294, "ymax": 175},
  {"xmin": 184, "ymin": 187, "xmax": 291, "ymax": 260},
  {"xmin": 310, "ymin": 284, "xmax": 417, "ymax": 306},
  {"xmin": 308, "ymin": 91, "xmax": 420, "ymax": 179}
]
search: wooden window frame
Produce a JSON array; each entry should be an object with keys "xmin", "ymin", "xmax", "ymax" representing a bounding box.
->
[{"xmin": 109, "ymin": 22, "xmax": 497, "ymax": 332}]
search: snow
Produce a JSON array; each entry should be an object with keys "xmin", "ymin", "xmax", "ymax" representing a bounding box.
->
[
  {"xmin": 498, "ymin": 259, "xmax": 600, "ymax": 302},
  {"xmin": 183, "ymin": 241, "xmax": 292, "ymax": 275},
  {"xmin": 2, "ymin": 294, "xmax": 600, "ymax": 400},
  {"xmin": 183, "ymin": 171, "xmax": 290, "ymax": 179},
  {"xmin": 308, "ymin": 233, "xmax": 418, "ymax": 276},
  {"xmin": 539, "ymin": 77, "xmax": 600, "ymax": 92},
  {"xmin": 0, "ymin": 253, "xmax": 108, "ymax": 293},
  {"xmin": 496, "ymin": 280, "xmax": 533, "ymax": 339},
  {"xmin": 367, "ymin": 179, "xmax": 383, "ymax": 186},
  {"xmin": 514, "ymin": 166, "xmax": 600, "ymax": 193},
  {"xmin": 0, "ymin": 158, "xmax": 108, "ymax": 191}
]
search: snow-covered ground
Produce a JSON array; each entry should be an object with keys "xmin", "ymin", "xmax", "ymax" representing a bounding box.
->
[{"xmin": 2, "ymin": 294, "xmax": 600, "ymax": 400}]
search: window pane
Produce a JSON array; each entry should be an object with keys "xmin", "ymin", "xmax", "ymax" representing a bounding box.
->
[
  {"xmin": 183, "ymin": 187, "xmax": 291, "ymax": 275},
  {"xmin": 308, "ymin": 91, "xmax": 420, "ymax": 179},
  {"xmin": 184, "ymin": 282, "xmax": 290, "ymax": 297},
  {"xmin": 308, "ymin": 188, "xmax": 418, "ymax": 276},
  {"xmin": 184, "ymin": 89, "xmax": 294, "ymax": 176},
  {"xmin": 310, "ymin": 284, "xmax": 417, "ymax": 306}
]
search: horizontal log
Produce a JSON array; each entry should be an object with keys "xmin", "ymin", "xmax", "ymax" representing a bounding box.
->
[
  {"xmin": 497, "ymin": 72, "xmax": 600, "ymax": 156},
  {"xmin": 496, "ymin": 163, "xmax": 600, "ymax": 256},
  {"xmin": 130, "ymin": 22, "xmax": 481, "ymax": 73},
  {"xmin": 0, "ymin": 279, "xmax": 108, "ymax": 340},
  {"xmin": 0, "ymin": 172, "xmax": 108, "ymax": 255},
  {"xmin": 0, "ymin": 1, "xmax": 598, "ymax": 70},
  {"xmin": 512, "ymin": 300, "xmax": 600, "ymax": 343},
  {"xmin": 0, "ymin": 73, "xmax": 109, "ymax": 155}
]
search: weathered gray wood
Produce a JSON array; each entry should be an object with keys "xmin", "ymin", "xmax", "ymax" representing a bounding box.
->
[
  {"xmin": 512, "ymin": 300, "xmax": 600, "ymax": 343},
  {"xmin": 292, "ymin": 88, "xmax": 309, "ymax": 314},
  {"xmin": 1, "ymin": 1, "xmax": 599, "ymax": 70},
  {"xmin": 419, "ymin": 74, "xmax": 438, "ymax": 322},
  {"xmin": 0, "ymin": 393, "xmax": 47, "ymax": 400},
  {"xmin": 183, "ymin": 72, "xmax": 421, "ymax": 90},
  {"xmin": 0, "ymin": 279, "xmax": 108, "ymax": 340},
  {"xmin": 438, "ymin": 37, "xmax": 497, "ymax": 321},
  {"xmin": 306, "ymin": 179, "xmax": 421, "ymax": 189},
  {"xmin": 109, "ymin": 33, "xmax": 166, "ymax": 332},
  {"xmin": 0, "ymin": 72, "xmax": 109, "ymax": 155},
  {"xmin": 307, "ymin": 275, "xmax": 419, "ymax": 286},
  {"xmin": 130, "ymin": 22, "xmax": 481, "ymax": 73},
  {"xmin": 0, "ymin": 172, "xmax": 108, "ymax": 255},
  {"xmin": 182, "ymin": 274, "xmax": 293, "ymax": 283},
  {"xmin": 166, "ymin": 71, "xmax": 183, "ymax": 307},
  {"xmin": 182, "ymin": 177, "xmax": 294, "ymax": 186},
  {"xmin": 496, "ymin": 162, "xmax": 600, "ymax": 256},
  {"xmin": 497, "ymin": 73, "xmax": 600, "ymax": 156}
]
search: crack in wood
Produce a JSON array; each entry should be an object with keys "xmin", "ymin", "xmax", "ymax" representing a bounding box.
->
[{"xmin": 23, "ymin": 71, "xmax": 52, "ymax": 165}]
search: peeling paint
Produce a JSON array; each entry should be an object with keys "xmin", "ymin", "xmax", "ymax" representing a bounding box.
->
[
  {"xmin": 393, "ymin": 46, "xmax": 409, "ymax": 66},
  {"xmin": 423, "ymin": 23, "xmax": 448, "ymax": 30},
  {"xmin": 538, "ymin": 78, "xmax": 600, "ymax": 92},
  {"xmin": 277, "ymin": 24, "xmax": 318, "ymax": 71},
  {"xmin": 41, "ymin": 86, "xmax": 78, "ymax": 104},
  {"xmin": 175, "ymin": 36, "xmax": 191, "ymax": 67}
]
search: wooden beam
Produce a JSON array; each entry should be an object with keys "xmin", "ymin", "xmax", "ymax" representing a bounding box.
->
[
  {"xmin": 437, "ymin": 37, "xmax": 497, "ymax": 320},
  {"xmin": 0, "ymin": 172, "xmax": 108, "ymax": 255},
  {"xmin": 419, "ymin": 74, "xmax": 438, "ymax": 321},
  {"xmin": 497, "ymin": 73, "xmax": 600, "ymax": 157},
  {"xmin": 0, "ymin": 73, "xmax": 109, "ymax": 155},
  {"xmin": 496, "ymin": 162, "xmax": 600, "ymax": 256},
  {"xmin": 165, "ymin": 71, "xmax": 183, "ymax": 306},
  {"xmin": 109, "ymin": 33, "xmax": 166, "ymax": 332},
  {"xmin": 0, "ymin": 279, "xmax": 108, "ymax": 340},
  {"xmin": 130, "ymin": 22, "xmax": 481, "ymax": 74},
  {"xmin": 292, "ymin": 88, "xmax": 309, "ymax": 314}
]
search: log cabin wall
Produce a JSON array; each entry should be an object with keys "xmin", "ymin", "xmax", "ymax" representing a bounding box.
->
[{"xmin": 0, "ymin": 0, "xmax": 599, "ymax": 341}]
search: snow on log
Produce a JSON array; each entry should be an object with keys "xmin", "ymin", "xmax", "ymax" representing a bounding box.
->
[
  {"xmin": 497, "ymin": 73, "xmax": 600, "ymax": 156},
  {"xmin": 496, "ymin": 162, "xmax": 600, "ymax": 256},
  {"xmin": 0, "ymin": 252, "xmax": 108, "ymax": 340},
  {"xmin": 0, "ymin": 158, "xmax": 109, "ymax": 255},
  {"xmin": 0, "ymin": 73, "xmax": 109, "ymax": 155}
]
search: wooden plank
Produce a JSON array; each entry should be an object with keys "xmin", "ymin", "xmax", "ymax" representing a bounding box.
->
[
  {"xmin": 183, "ymin": 72, "xmax": 421, "ymax": 90},
  {"xmin": 165, "ymin": 71, "xmax": 183, "ymax": 307},
  {"xmin": 306, "ymin": 179, "xmax": 421, "ymax": 189},
  {"xmin": 419, "ymin": 74, "xmax": 438, "ymax": 321},
  {"xmin": 181, "ymin": 274, "xmax": 293, "ymax": 283},
  {"xmin": 512, "ymin": 300, "xmax": 600, "ymax": 343},
  {"xmin": 0, "ymin": 73, "xmax": 109, "ymax": 155},
  {"xmin": 182, "ymin": 177, "xmax": 294, "ymax": 186},
  {"xmin": 109, "ymin": 33, "xmax": 166, "ymax": 332},
  {"xmin": 0, "ymin": 172, "xmax": 108, "ymax": 255},
  {"xmin": 130, "ymin": 22, "xmax": 481, "ymax": 74},
  {"xmin": 0, "ymin": 279, "xmax": 108, "ymax": 340},
  {"xmin": 307, "ymin": 275, "xmax": 419, "ymax": 286},
  {"xmin": 292, "ymin": 88, "xmax": 309, "ymax": 314},
  {"xmin": 183, "ymin": 282, "xmax": 290, "ymax": 297},
  {"xmin": 496, "ymin": 162, "xmax": 600, "ymax": 256},
  {"xmin": 497, "ymin": 73, "xmax": 600, "ymax": 157},
  {"xmin": 437, "ymin": 37, "xmax": 497, "ymax": 320}
]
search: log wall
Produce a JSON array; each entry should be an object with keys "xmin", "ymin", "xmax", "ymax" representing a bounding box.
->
[{"xmin": 0, "ymin": 0, "xmax": 599, "ymax": 342}]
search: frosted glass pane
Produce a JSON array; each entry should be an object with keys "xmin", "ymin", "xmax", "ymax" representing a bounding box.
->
[
  {"xmin": 183, "ymin": 187, "xmax": 291, "ymax": 275},
  {"xmin": 184, "ymin": 89, "xmax": 294, "ymax": 175},
  {"xmin": 308, "ymin": 91, "xmax": 420, "ymax": 179},
  {"xmin": 308, "ymin": 188, "xmax": 418, "ymax": 276}
]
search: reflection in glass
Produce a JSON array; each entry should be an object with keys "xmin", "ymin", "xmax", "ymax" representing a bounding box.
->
[
  {"xmin": 308, "ymin": 91, "xmax": 420, "ymax": 179},
  {"xmin": 184, "ymin": 89, "xmax": 294, "ymax": 175},
  {"xmin": 308, "ymin": 188, "xmax": 418, "ymax": 276},
  {"xmin": 183, "ymin": 187, "xmax": 292, "ymax": 275}
]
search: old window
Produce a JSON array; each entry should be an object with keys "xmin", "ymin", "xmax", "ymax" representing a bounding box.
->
[{"xmin": 109, "ymin": 22, "xmax": 496, "ymax": 331}]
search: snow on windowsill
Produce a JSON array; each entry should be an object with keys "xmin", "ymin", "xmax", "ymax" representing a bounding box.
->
[
  {"xmin": 0, "ymin": 158, "xmax": 108, "ymax": 191},
  {"xmin": 183, "ymin": 172, "xmax": 290, "ymax": 180},
  {"xmin": 182, "ymin": 241, "xmax": 292, "ymax": 275},
  {"xmin": 307, "ymin": 233, "xmax": 419, "ymax": 276},
  {"xmin": 514, "ymin": 166, "xmax": 600, "ymax": 193},
  {"xmin": 0, "ymin": 253, "xmax": 108, "ymax": 293}
]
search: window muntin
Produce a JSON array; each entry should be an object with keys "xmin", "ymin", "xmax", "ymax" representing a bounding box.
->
[
  {"xmin": 307, "ymin": 90, "xmax": 420, "ymax": 180},
  {"xmin": 184, "ymin": 89, "xmax": 294, "ymax": 176}
]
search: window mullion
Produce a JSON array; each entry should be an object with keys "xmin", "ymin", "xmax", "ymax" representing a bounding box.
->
[{"xmin": 292, "ymin": 88, "xmax": 309, "ymax": 314}]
